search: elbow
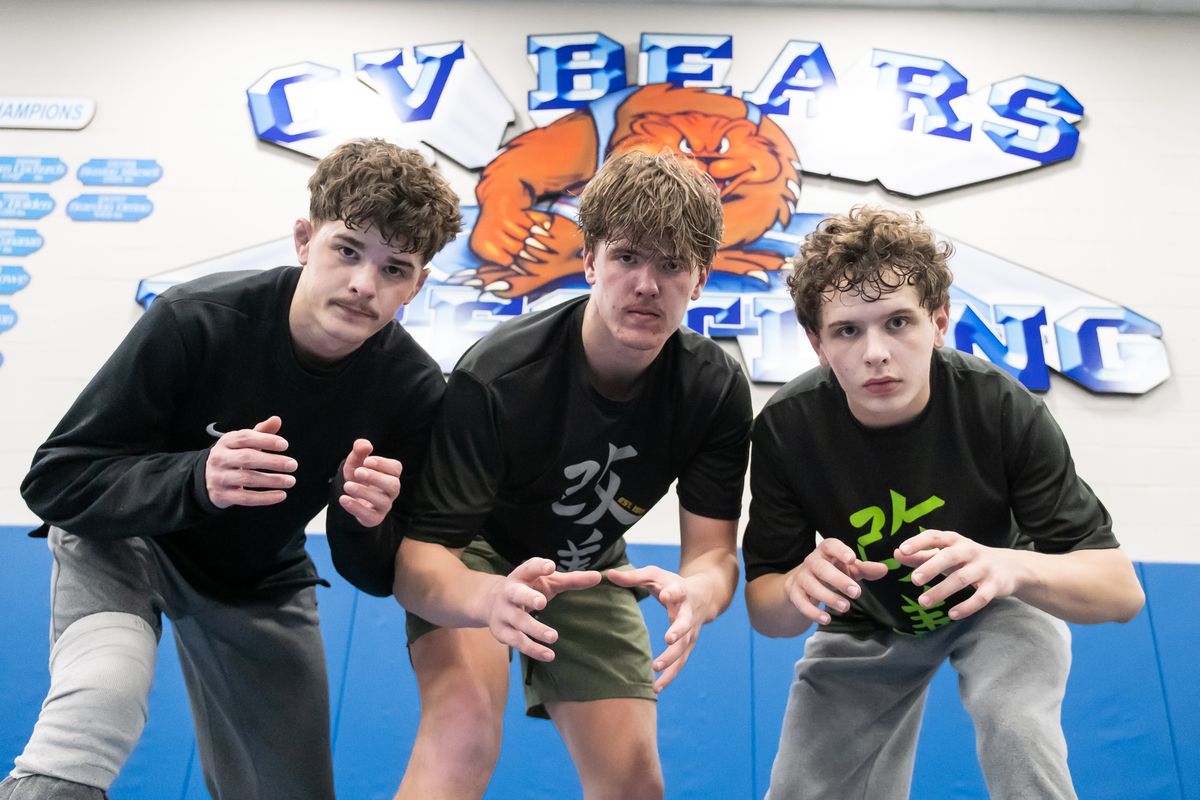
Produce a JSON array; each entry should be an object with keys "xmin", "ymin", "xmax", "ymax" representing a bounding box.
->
[{"xmin": 1111, "ymin": 583, "xmax": 1146, "ymax": 624}]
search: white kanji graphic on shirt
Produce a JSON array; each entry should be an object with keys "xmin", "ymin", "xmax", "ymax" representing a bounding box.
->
[{"xmin": 550, "ymin": 443, "xmax": 640, "ymax": 570}]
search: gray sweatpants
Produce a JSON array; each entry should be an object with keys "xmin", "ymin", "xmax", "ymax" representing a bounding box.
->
[
  {"xmin": 765, "ymin": 598, "xmax": 1076, "ymax": 800},
  {"xmin": 1, "ymin": 528, "xmax": 335, "ymax": 800}
]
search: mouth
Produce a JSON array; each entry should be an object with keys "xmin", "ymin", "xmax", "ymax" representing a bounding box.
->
[
  {"xmin": 626, "ymin": 307, "xmax": 661, "ymax": 320},
  {"xmin": 710, "ymin": 169, "xmax": 751, "ymax": 199},
  {"xmin": 863, "ymin": 377, "xmax": 900, "ymax": 394}
]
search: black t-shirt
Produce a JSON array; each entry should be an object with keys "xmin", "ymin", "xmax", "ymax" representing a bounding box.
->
[
  {"xmin": 407, "ymin": 295, "xmax": 752, "ymax": 571},
  {"xmin": 21, "ymin": 267, "xmax": 444, "ymax": 601},
  {"xmin": 743, "ymin": 347, "xmax": 1119, "ymax": 636}
]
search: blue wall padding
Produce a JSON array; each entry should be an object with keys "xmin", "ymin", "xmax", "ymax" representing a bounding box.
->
[
  {"xmin": 0, "ymin": 528, "xmax": 1193, "ymax": 799},
  {"xmin": 1142, "ymin": 563, "xmax": 1200, "ymax": 800}
]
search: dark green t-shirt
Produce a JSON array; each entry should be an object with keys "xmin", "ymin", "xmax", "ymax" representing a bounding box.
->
[{"xmin": 743, "ymin": 347, "xmax": 1118, "ymax": 636}]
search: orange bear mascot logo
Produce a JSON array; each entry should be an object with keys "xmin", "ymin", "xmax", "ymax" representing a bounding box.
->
[{"xmin": 459, "ymin": 84, "xmax": 801, "ymax": 298}]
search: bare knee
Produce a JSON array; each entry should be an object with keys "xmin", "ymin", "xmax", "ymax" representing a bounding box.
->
[{"xmin": 581, "ymin": 760, "xmax": 663, "ymax": 800}]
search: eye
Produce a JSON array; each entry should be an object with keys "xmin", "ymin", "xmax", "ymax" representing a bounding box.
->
[
  {"xmin": 337, "ymin": 245, "xmax": 357, "ymax": 259},
  {"xmin": 678, "ymin": 138, "xmax": 692, "ymax": 154},
  {"xmin": 662, "ymin": 261, "xmax": 686, "ymax": 274},
  {"xmin": 718, "ymin": 136, "xmax": 730, "ymax": 154},
  {"xmin": 836, "ymin": 325, "xmax": 858, "ymax": 338},
  {"xmin": 887, "ymin": 316, "xmax": 910, "ymax": 330},
  {"xmin": 383, "ymin": 264, "xmax": 408, "ymax": 279}
]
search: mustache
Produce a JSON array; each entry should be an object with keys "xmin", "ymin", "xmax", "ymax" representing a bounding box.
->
[{"xmin": 331, "ymin": 299, "xmax": 378, "ymax": 320}]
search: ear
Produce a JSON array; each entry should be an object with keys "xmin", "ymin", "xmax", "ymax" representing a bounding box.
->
[
  {"xmin": 931, "ymin": 300, "xmax": 951, "ymax": 349},
  {"xmin": 690, "ymin": 267, "xmax": 710, "ymax": 301},
  {"xmin": 405, "ymin": 266, "xmax": 431, "ymax": 305},
  {"xmin": 806, "ymin": 329, "xmax": 829, "ymax": 368},
  {"xmin": 293, "ymin": 219, "xmax": 314, "ymax": 265},
  {"xmin": 583, "ymin": 248, "xmax": 598, "ymax": 286}
]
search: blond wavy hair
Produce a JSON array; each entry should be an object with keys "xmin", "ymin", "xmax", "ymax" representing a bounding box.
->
[{"xmin": 578, "ymin": 149, "xmax": 723, "ymax": 271}]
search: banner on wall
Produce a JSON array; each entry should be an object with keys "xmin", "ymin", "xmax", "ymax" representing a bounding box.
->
[{"xmin": 136, "ymin": 31, "xmax": 1169, "ymax": 395}]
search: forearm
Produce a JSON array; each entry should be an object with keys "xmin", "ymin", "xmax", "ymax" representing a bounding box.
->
[
  {"xmin": 22, "ymin": 447, "xmax": 218, "ymax": 537},
  {"xmin": 1010, "ymin": 547, "xmax": 1145, "ymax": 624},
  {"xmin": 745, "ymin": 573, "xmax": 815, "ymax": 638},
  {"xmin": 325, "ymin": 495, "xmax": 397, "ymax": 597},
  {"xmin": 392, "ymin": 538, "xmax": 500, "ymax": 627}
]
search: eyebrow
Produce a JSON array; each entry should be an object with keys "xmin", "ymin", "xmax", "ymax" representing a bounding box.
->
[{"xmin": 331, "ymin": 233, "xmax": 420, "ymax": 268}]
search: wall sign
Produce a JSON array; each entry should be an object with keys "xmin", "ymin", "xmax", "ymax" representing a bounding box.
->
[
  {"xmin": 0, "ymin": 228, "xmax": 43, "ymax": 257},
  {"xmin": 77, "ymin": 159, "xmax": 163, "ymax": 187},
  {"xmin": 67, "ymin": 195, "xmax": 153, "ymax": 222},
  {"xmin": 0, "ymin": 266, "xmax": 31, "ymax": 296},
  {"xmin": 0, "ymin": 157, "xmax": 67, "ymax": 185},
  {"xmin": 0, "ymin": 96, "xmax": 94, "ymax": 130},
  {"xmin": 0, "ymin": 193, "xmax": 54, "ymax": 220},
  {"xmin": 135, "ymin": 31, "xmax": 1167, "ymax": 396}
]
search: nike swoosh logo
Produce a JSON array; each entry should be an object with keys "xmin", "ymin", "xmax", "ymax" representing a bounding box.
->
[{"xmin": 205, "ymin": 422, "xmax": 225, "ymax": 438}]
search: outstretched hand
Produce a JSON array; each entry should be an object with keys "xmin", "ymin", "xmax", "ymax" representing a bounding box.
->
[
  {"xmin": 607, "ymin": 565, "xmax": 709, "ymax": 693},
  {"xmin": 205, "ymin": 416, "xmax": 296, "ymax": 508},
  {"xmin": 485, "ymin": 558, "xmax": 601, "ymax": 663},
  {"xmin": 338, "ymin": 439, "xmax": 402, "ymax": 527},
  {"xmin": 784, "ymin": 538, "xmax": 890, "ymax": 625}
]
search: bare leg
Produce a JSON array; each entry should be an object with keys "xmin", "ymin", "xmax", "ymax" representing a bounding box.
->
[
  {"xmin": 547, "ymin": 698, "xmax": 663, "ymax": 800},
  {"xmin": 395, "ymin": 627, "xmax": 510, "ymax": 800}
]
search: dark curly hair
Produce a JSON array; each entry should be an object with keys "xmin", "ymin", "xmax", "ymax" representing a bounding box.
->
[
  {"xmin": 788, "ymin": 205, "xmax": 953, "ymax": 333},
  {"xmin": 578, "ymin": 149, "xmax": 724, "ymax": 271},
  {"xmin": 308, "ymin": 138, "xmax": 462, "ymax": 263}
]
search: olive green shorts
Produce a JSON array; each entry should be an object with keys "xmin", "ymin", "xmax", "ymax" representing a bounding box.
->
[{"xmin": 405, "ymin": 537, "xmax": 656, "ymax": 719}]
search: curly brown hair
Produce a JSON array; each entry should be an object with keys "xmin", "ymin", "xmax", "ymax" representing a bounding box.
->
[
  {"xmin": 788, "ymin": 205, "xmax": 953, "ymax": 333},
  {"xmin": 577, "ymin": 149, "xmax": 723, "ymax": 271},
  {"xmin": 308, "ymin": 138, "xmax": 462, "ymax": 263}
]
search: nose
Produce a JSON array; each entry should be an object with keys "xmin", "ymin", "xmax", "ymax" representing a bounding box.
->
[
  {"xmin": 348, "ymin": 264, "xmax": 377, "ymax": 299},
  {"xmin": 633, "ymin": 264, "xmax": 659, "ymax": 298},
  {"xmin": 862, "ymin": 327, "xmax": 890, "ymax": 366}
]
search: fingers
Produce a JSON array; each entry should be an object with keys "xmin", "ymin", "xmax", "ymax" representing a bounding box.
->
[
  {"xmin": 213, "ymin": 488, "xmax": 289, "ymax": 507},
  {"xmin": 605, "ymin": 565, "xmax": 667, "ymax": 594},
  {"xmin": 851, "ymin": 560, "xmax": 891, "ymax": 581},
  {"xmin": 252, "ymin": 415, "xmax": 283, "ymax": 435},
  {"xmin": 509, "ymin": 557, "xmax": 558, "ymax": 586},
  {"xmin": 342, "ymin": 438, "xmax": 373, "ymax": 480},
  {"xmin": 542, "ymin": 569, "xmax": 602, "ymax": 600},
  {"xmin": 652, "ymin": 642, "xmax": 693, "ymax": 693}
]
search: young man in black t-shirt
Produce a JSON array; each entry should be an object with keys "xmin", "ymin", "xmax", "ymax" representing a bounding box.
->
[
  {"xmin": 743, "ymin": 206, "xmax": 1145, "ymax": 799},
  {"xmin": 0, "ymin": 139, "xmax": 461, "ymax": 800},
  {"xmin": 391, "ymin": 150, "xmax": 752, "ymax": 799}
]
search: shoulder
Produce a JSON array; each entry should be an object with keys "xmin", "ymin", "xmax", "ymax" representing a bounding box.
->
[
  {"xmin": 935, "ymin": 347, "xmax": 1043, "ymax": 418},
  {"xmin": 365, "ymin": 322, "xmax": 446, "ymax": 396},
  {"xmin": 759, "ymin": 363, "xmax": 839, "ymax": 421},
  {"xmin": 455, "ymin": 294, "xmax": 586, "ymax": 384},
  {"xmin": 156, "ymin": 267, "xmax": 296, "ymax": 325}
]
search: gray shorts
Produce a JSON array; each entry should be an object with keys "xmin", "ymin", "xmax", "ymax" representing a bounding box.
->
[{"xmin": 405, "ymin": 537, "xmax": 656, "ymax": 719}]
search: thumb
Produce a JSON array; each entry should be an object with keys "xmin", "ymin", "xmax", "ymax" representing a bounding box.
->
[
  {"xmin": 345, "ymin": 439, "xmax": 373, "ymax": 475},
  {"xmin": 254, "ymin": 415, "xmax": 283, "ymax": 434},
  {"xmin": 856, "ymin": 560, "xmax": 891, "ymax": 581}
]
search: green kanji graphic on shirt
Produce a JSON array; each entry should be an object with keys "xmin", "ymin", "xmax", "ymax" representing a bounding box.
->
[
  {"xmin": 849, "ymin": 490, "xmax": 949, "ymax": 633},
  {"xmin": 900, "ymin": 593, "xmax": 952, "ymax": 633},
  {"xmin": 849, "ymin": 490, "xmax": 944, "ymax": 567}
]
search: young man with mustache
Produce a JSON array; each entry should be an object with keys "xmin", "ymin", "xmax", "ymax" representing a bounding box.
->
[
  {"xmin": 743, "ymin": 205, "xmax": 1145, "ymax": 799},
  {"xmin": 392, "ymin": 150, "xmax": 753, "ymax": 799},
  {"xmin": 1, "ymin": 139, "xmax": 461, "ymax": 800}
]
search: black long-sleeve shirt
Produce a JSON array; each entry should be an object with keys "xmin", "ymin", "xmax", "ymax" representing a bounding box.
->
[{"xmin": 22, "ymin": 267, "xmax": 443, "ymax": 600}]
